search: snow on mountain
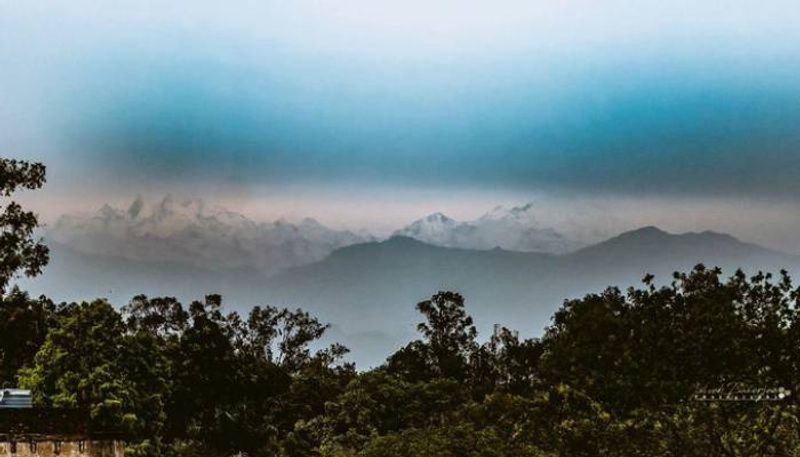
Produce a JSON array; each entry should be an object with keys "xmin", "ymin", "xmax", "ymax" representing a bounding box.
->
[
  {"xmin": 49, "ymin": 195, "xmax": 374, "ymax": 275},
  {"xmin": 393, "ymin": 212, "xmax": 460, "ymax": 245},
  {"xmin": 393, "ymin": 203, "xmax": 581, "ymax": 253}
]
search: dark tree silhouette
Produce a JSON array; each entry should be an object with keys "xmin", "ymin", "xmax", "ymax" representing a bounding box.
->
[
  {"xmin": 0, "ymin": 157, "xmax": 51, "ymax": 386},
  {"xmin": 387, "ymin": 291, "xmax": 478, "ymax": 382},
  {"xmin": 0, "ymin": 158, "xmax": 49, "ymax": 295}
]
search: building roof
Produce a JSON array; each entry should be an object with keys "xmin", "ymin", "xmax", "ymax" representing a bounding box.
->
[{"xmin": 0, "ymin": 388, "xmax": 33, "ymax": 409}]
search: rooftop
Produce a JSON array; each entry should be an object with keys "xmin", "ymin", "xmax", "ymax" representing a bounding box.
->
[{"xmin": 0, "ymin": 388, "xmax": 33, "ymax": 409}]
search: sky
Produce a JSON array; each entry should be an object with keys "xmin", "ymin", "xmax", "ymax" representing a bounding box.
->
[{"xmin": 2, "ymin": 0, "xmax": 800, "ymax": 250}]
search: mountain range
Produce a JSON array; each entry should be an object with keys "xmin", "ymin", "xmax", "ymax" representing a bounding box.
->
[
  {"xmin": 49, "ymin": 195, "xmax": 373, "ymax": 275},
  {"xmin": 49, "ymin": 199, "xmax": 588, "ymax": 281},
  {"xmin": 23, "ymin": 218, "xmax": 800, "ymax": 368},
  {"xmin": 393, "ymin": 203, "xmax": 580, "ymax": 253},
  {"xmin": 261, "ymin": 227, "xmax": 797, "ymax": 363}
]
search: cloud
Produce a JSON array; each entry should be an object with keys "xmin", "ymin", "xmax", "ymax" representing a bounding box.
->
[
  {"xmin": 2, "ymin": 0, "xmax": 800, "ymax": 200},
  {"xmin": 56, "ymin": 53, "xmax": 800, "ymax": 198}
]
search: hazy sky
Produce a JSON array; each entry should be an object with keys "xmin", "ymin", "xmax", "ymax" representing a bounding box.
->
[{"xmin": 3, "ymin": 1, "xmax": 800, "ymax": 249}]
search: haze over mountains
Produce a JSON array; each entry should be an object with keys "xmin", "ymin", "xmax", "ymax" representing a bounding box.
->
[
  {"xmin": 23, "ymin": 197, "xmax": 800, "ymax": 367},
  {"xmin": 49, "ymin": 195, "xmax": 373, "ymax": 276},
  {"xmin": 49, "ymin": 198, "xmax": 583, "ymax": 277}
]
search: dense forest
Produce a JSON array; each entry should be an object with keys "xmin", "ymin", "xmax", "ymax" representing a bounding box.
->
[{"xmin": 3, "ymin": 158, "xmax": 800, "ymax": 456}]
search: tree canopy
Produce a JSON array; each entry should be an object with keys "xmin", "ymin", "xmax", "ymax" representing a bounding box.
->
[{"xmin": 8, "ymin": 265, "xmax": 800, "ymax": 455}]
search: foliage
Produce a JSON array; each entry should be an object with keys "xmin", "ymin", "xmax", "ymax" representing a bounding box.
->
[
  {"xmin": 18, "ymin": 299, "xmax": 168, "ymax": 455},
  {"xmin": 0, "ymin": 289, "xmax": 54, "ymax": 386},
  {"xmin": 386, "ymin": 291, "xmax": 478, "ymax": 383},
  {"xmin": 0, "ymin": 158, "xmax": 52, "ymax": 387},
  {"xmin": 9, "ymin": 269, "xmax": 800, "ymax": 456},
  {"xmin": 540, "ymin": 266, "xmax": 800, "ymax": 413},
  {"xmin": 0, "ymin": 158, "xmax": 49, "ymax": 296}
]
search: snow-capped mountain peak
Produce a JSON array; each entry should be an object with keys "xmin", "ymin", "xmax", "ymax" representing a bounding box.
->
[
  {"xmin": 426, "ymin": 212, "xmax": 454, "ymax": 222},
  {"xmin": 393, "ymin": 212, "xmax": 459, "ymax": 245},
  {"xmin": 394, "ymin": 204, "xmax": 581, "ymax": 254},
  {"xmin": 49, "ymin": 196, "xmax": 374, "ymax": 275}
]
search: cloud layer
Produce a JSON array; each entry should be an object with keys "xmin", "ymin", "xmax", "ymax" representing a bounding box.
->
[{"xmin": 3, "ymin": 0, "xmax": 800, "ymax": 199}]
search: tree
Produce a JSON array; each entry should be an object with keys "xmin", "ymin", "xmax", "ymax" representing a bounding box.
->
[
  {"xmin": 227, "ymin": 304, "xmax": 354, "ymax": 457},
  {"xmin": 0, "ymin": 158, "xmax": 49, "ymax": 295},
  {"xmin": 18, "ymin": 299, "xmax": 169, "ymax": 456},
  {"xmin": 387, "ymin": 291, "xmax": 478, "ymax": 382},
  {"xmin": 537, "ymin": 265, "xmax": 800, "ymax": 412},
  {"xmin": 532, "ymin": 265, "xmax": 800, "ymax": 454},
  {"xmin": 121, "ymin": 294, "xmax": 354, "ymax": 457},
  {"xmin": 317, "ymin": 371, "xmax": 466, "ymax": 453},
  {"xmin": 163, "ymin": 295, "xmax": 242, "ymax": 454},
  {"xmin": 0, "ymin": 158, "xmax": 51, "ymax": 384},
  {"xmin": 0, "ymin": 289, "xmax": 55, "ymax": 385},
  {"xmin": 469, "ymin": 326, "xmax": 543, "ymax": 397},
  {"xmin": 354, "ymin": 423, "xmax": 554, "ymax": 457}
]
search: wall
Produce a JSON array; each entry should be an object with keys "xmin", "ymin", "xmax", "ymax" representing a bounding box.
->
[{"xmin": 0, "ymin": 440, "xmax": 123, "ymax": 457}]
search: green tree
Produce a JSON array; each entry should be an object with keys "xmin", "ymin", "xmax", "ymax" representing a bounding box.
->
[
  {"xmin": 469, "ymin": 326, "xmax": 543, "ymax": 398},
  {"xmin": 0, "ymin": 158, "xmax": 52, "ymax": 385},
  {"xmin": 162, "ymin": 295, "xmax": 241, "ymax": 455},
  {"xmin": 317, "ymin": 371, "xmax": 465, "ymax": 453},
  {"xmin": 387, "ymin": 291, "xmax": 478, "ymax": 382},
  {"xmin": 0, "ymin": 158, "xmax": 49, "ymax": 295},
  {"xmin": 532, "ymin": 266, "xmax": 800, "ymax": 454},
  {"xmin": 0, "ymin": 289, "xmax": 55, "ymax": 385},
  {"xmin": 229, "ymin": 305, "xmax": 354, "ymax": 457},
  {"xmin": 353, "ymin": 423, "xmax": 553, "ymax": 457},
  {"xmin": 123, "ymin": 294, "xmax": 353, "ymax": 457},
  {"xmin": 539, "ymin": 265, "xmax": 800, "ymax": 413},
  {"xmin": 19, "ymin": 299, "xmax": 169, "ymax": 456}
]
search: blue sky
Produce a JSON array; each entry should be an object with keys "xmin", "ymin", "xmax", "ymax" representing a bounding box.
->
[{"xmin": 2, "ymin": 0, "xmax": 800, "ymax": 247}]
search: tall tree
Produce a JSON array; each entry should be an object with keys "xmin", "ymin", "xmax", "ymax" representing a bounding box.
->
[
  {"xmin": 387, "ymin": 291, "xmax": 478, "ymax": 382},
  {"xmin": 0, "ymin": 158, "xmax": 51, "ymax": 385}
]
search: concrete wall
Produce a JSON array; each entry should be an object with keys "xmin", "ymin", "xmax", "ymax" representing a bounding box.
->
[{"xmin": 0, "ymin": 440, "xmax": 123, "ymax": 457}]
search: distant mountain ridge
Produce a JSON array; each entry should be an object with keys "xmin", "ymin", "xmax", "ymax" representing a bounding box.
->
[
  {"xmin": 259, "ymin": 227, "xmax": 800, "ymax": 365},
  {"xmin": 49, "ymin": 195, "xmax": 374, "ymax": 275},
  {"xmin": 28, "ymin": 216, "xmax": 800, "ymax": 368},
  {"xmin": 574, "ymin": 225, "xmax": 771, "ymax": 257},
  {"xmin": 49, "ymin": 199, "xmax": 586, "ymax": 278},
  {"xmin": 393, "ymin": 203, "xmax": 581, "ymax": 254}
]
